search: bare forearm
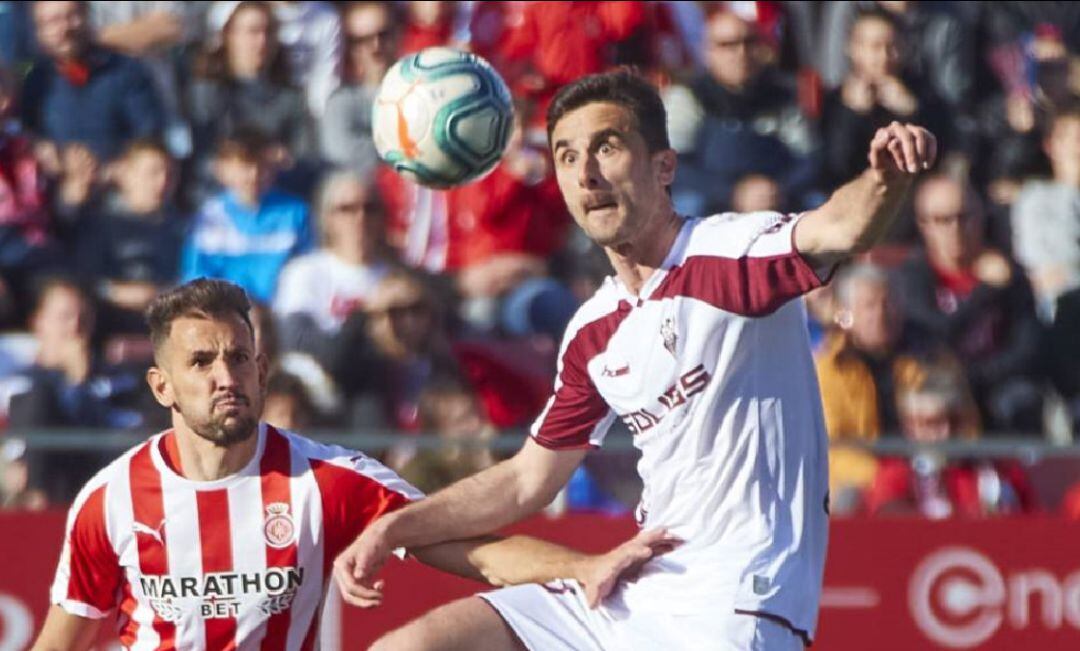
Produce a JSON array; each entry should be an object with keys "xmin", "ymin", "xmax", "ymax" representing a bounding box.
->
[
  {"xmin": 801, "ymin": 169, "xmax": 912, "ymax": 265},
  {"xmin": 382, "ymin": 458, "xmax": 553, "ymax": 551},
  {"xmin": 413, "ymin": 535, "xmax": 586, "ymax": 587}
]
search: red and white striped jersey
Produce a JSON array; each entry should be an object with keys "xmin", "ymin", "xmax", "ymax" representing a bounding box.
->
[
  {"xmin": 531, "ymin": 212, "xmax": 830, "ymax": 639},
  {"xmin": 50, "ymin": 424, "xmax": 422, "ymax": 650}
]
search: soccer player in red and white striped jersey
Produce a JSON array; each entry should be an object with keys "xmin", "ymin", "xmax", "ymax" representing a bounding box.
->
[{"xmin": 32, "ymin": 279, "xmax": 675, "ymax": 651}]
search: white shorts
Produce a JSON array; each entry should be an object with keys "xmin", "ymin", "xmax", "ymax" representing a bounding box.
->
[{"xmin": 479, "ymin": 580, "xmax": 806, "ymax": 651}]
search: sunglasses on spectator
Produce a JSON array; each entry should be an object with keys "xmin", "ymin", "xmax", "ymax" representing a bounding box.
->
[
  {"xmin": 712, "ymin": 36, "xmax": 756, "ymax": 50},
  {"xmin": 919, "ymin": 212, "xmax": 971, "ymax": 226},
  {"xmin": 370, "ymin": 302, "xmax": 429, "ymax": 318},
  {"xmin": 329, "ymin": 200, "xmax": 381, "ymax": 215},
  {"xmin": 347, "ymin": 30, "xmax": 393, "ymax": 46}
]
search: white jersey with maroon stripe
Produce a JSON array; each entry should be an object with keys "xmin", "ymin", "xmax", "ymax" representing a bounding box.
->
[
  {"xmin": 50, "ymin": 423, "xmax": 422, "ymax": 650},
  {"xmin": 532, "ymin": 212, "xmax": 830, "ymax": 639}
]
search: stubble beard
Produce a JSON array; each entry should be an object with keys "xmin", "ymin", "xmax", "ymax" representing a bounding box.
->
[{"xmin": 179, "ymin": 399, "xmax": 260, "ymax": 447}]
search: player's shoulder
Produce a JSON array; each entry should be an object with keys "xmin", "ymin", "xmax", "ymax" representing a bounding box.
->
[
  {"xmin": 559, "ymin": 279, "xmax": 626, "ymax": 348},
  {"xmin": 684, "ymin": 211, "xmax": 798, "ymax": 259},
  {"xmin": 67, "ymin": 436, "xmax": 157, "ymax": 516},
  {"xmin": 274, "ymin": 428, "xmax": 423, "ymax": 499}
]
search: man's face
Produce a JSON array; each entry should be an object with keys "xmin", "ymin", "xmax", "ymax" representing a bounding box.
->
[
  {"xmin": 151, "ymin": 314, "xmax": 267, "ymax": 447},
  {"xmin": 322, "ymin": 179, "xmax": 382, "ymax": 257},
  {"xmin": 704, "ymin": 12, "xmax": 759, "ymax": 90},
  {"xmin": 345, "ymin": 5, "xmax": 396, "ymax": 78},
  {"xmin": 34, "ymin": 1, "xmax": 88, "ymax": 61},
  {"xmin": 32, "ymin": 286, "xmax": 92, "ymax": 347},
  {"xmin": 366, "ymin": 279, "xmax": 434, "ymax": 358},
  {"xmin": 843, "ymin": 277, "xmax": 901, "ymax": 355},
  {"xmin": 915, "ymin": 178, "xmax": 979, "ymax": 265},
  {"xmin": 901, "ymin": 395, "xmax": 954, "ymax": 443},
  {"xmin": 848, "ymin": 16, "xmax": 899, "ymax": 80},
  {"xmin": 551, "ymin": 102, "xmax": 673, "ymax": 248}
]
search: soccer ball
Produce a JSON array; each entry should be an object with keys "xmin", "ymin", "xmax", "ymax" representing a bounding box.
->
[{"xmin": 372, "ymin": 47, "xmax": 514, "ymax": 189}]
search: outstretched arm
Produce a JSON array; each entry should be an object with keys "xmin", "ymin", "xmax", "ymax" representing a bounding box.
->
[
  {"xmin": 334, "ymin": 439, "xmax": 587, "ymax": 604},
  {"xmin": 795, "ymin": 121, "xmax": 937, "ymax": 269},
  {"xmin": 337, "ymin": 529, "xmax": 679, "ymax": 610}
]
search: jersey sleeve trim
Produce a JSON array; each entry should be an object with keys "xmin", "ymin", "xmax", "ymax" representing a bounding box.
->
[{"xmin": 530, "ymin": 301, "xmax": 629, "ymax": 449}]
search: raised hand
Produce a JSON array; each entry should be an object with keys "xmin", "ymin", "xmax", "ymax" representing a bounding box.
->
[{"xmin": 867, "ymin": 121, "xmax": 937, "ymax": 178}]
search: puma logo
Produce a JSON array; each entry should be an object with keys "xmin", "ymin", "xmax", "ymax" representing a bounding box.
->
[{"xmin": 132, "ymin": 519, "xmax": 167, "ymax": 545}]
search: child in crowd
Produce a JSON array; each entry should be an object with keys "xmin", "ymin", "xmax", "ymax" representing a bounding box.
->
[
  {"xmin": 75, "ymin": 138, "xmax": 185, "ymax": 333},
  {"xmin": 181, "ymin": 129, "xmax": 314, "ymax": 302}
]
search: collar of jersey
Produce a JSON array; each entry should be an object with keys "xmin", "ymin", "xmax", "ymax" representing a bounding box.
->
[
  {"xmin": 149, "ymin": 422, "xmax": 268, "ymax": 490},
  {"xmin": 611, "ymin": 216, "xmax": 696, "ymax": 303}
]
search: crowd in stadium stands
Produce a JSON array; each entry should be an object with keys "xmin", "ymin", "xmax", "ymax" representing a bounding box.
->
[{"xmin": 0, "ymin": 0, "xmax": 1079, "ymax": 520}]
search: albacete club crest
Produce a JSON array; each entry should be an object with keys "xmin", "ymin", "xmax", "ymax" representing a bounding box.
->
[
  {"xmin": 263, "ymin": 502, "xmax": 296, "ymax": 549},
  {"xmin": 661, "ymin": 318, "xmax": 678, "ymax": 356}
]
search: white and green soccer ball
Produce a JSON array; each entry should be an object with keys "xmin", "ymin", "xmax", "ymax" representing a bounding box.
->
[{"xmin": 372, "ymin": 47, "xmax": 514, "ymax": 189}]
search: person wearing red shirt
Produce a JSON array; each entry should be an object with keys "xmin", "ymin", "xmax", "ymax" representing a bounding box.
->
[
  {"xmin": 864, "ymin": 371, "xmax": 1037, "ymax": 518},
  {"xmin": 896, "ymin": 174, "xmax": 1043, "ymax": 434}
]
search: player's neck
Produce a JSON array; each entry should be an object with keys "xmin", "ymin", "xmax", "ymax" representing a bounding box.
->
[
  {"xmin": 169, "ymin": 423, "xmax": 260, "ymax": 481},
  {"xmin": 607, "ymin": 209, "xmax": 682, "ymax": 296}
]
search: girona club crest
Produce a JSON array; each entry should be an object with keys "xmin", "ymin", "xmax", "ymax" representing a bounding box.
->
[{"xmin": 263, "ymin": 503, "xmax": 296, "ymax": 549}]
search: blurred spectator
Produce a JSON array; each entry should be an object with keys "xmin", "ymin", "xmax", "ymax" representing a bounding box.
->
[
  {"xmin": 821, "ymin": 8, "xmax": 944, "ymax": 190},
  {"xmin": 864, "ymin": 371, "xmax": 1037, "ymax": 518},
  {"xmin": 898, "ymin": 174, "xmax": 1043, "ymax": 434},
  {"xmin": 8, "ymin": 278, "xmax": 149, "ymax": 501},
  {"xmin": 498, "ymin": 1, "xmax": 646, "ymax": 117},
  {"xmin": 88, "ymin": 1, "xmax": 205, "ymax": 157},
  {"xmin": 188, "ymin": 0, "xmax": 316, "ymax": 201},
  {"xmin": 0, "ymin": 65, "xmax": 56, "ymax": 327},
  {"xmin": 0, "ymin": 438, "xmax": 47, "ymax": 510},
  {"xmin": 209, "ymin": 1, "xmax": 342, "ymax": 117},
  {"xmin": 21, "ymin": 1, "xmax": 165, "ymax": 162},
  {"xmin": 72, "ymin": 138, "xmax": 186, "ymax": 334},
  {"xmin": 181, "ymin": 130, "xmax": 314, "ymax": 303},
  {"xmin": 262, "ymin": 370, "xmax": 316, "ymax": 430},
  {"xmin": 1010, "ymin": 104, "xmax": 1080, "ymax": 317},
  {"xmin": 663, "ymin": 9, "xmax": 818, "ymax": 215},
  {"xmin": 336, "ymin": 268, "xmax": 459, "ymax": 429},
  {"xmin": 378, "ymin": 99, "xmax": 577, "ymax": 337},
  {"xmin": 1049, "ymin": 288, "xmax": 1080, "ymax": 430},
  {"xmin": 815, "ymin": 264, "xmax": 980, "ymax": 504},
  {"xmin": 0, "ymin": 1, "xmax": 34, "ymax": 69},
  {"xmin": 320, "ymin": 1, "xmax": 397, "ymax": 177},
  {"xmin": 400, "ymin": 1, "xmax": 457, "ymax": 55},
  {"xmin": 730, "ymin": 173, "xmax": 783, "ymax": 213},
  {"xmin": 819, "ymin": 2, "xmax": 975, "ymax": 110},
  {"xmin": 397, "ymin": 377, "xmax": 497, "ymax": 493},
  {"xmin": 274, "ymin": 169, "xmax": 392, "ymax": 357}
]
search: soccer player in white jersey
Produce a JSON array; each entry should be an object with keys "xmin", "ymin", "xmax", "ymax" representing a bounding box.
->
[
  {"xmin": 31, "ymin": 278, "xmax": 676, "ymax": 651},
  {"xmin": 335, "ymin": 70, "xmax": 937, "ymax": 650}
]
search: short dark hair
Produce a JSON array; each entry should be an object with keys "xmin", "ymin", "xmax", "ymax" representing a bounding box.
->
[
  {"xmin": 215, "ymin": 127, "xmax": 274, "ymax": 162},
  {"xmin": 146, "ymin": 279, "xmax": 254, "ymax": 354},
  {"xmin": 546, "ymin": 68, "xmax": 670, "ymax": 153},
  {"xmin": 119, "ymin": 137, "xmax": 171, "ymax": 162}
]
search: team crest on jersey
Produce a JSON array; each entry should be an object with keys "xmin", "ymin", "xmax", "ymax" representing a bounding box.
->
[
  {"xmin": 263, "ymin": 502, "xmax": 295, "ymax": 548},
  {"xmin": 661, "ymin": 318, "xmax": 678, "ymax": 356}
]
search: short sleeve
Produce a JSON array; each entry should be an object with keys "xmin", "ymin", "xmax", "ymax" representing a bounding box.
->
[
  {"xmin": 530, "ymin": 309, "xmax": 621, "ymax": 450},
  {"xmin": 50, "ymin": 485, "xmax": 122, "ymax": 618},
  {"xmin": 661, "ymin": 212, "xmax": 827, "ymax": 317},
  {"xmin": 310, "ymin": 452, "xmax": 424, "ymax": 560}
]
